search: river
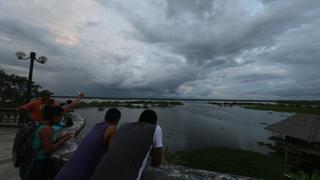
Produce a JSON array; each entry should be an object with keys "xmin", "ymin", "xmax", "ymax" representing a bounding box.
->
[{"xmin": 56, "ymin": 99, "xmax": 293, "ymax": 154}]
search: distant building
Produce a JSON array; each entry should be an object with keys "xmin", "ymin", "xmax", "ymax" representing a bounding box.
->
[{"xmin": 265, "ymin": 114, "xmax": 320, "ymax": 168}]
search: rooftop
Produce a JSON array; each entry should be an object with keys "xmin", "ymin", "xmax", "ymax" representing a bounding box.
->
[{"xmin": 265, "ymin": 114, "xmax": 320, "ymax": 143}]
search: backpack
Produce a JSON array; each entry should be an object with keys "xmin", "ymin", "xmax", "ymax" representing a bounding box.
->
[{"xmin": 12, "ymin": 123, "xmax": 41, "ymax": 167}]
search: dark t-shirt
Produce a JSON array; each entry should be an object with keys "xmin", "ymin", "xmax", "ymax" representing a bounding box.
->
[{"xmin": 91, "ymin": 122, "xmax": 161, "ymax": 180}]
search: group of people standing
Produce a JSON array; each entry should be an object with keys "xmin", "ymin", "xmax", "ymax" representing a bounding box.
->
[{"xmin": 16, "ymin": 90, "xmax": 163, "ymax": 180}]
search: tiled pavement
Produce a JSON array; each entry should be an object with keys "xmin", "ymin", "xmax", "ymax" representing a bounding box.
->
[{"xmin": 0, "ymin": 128, "xmax": 19, "ymax": 180}]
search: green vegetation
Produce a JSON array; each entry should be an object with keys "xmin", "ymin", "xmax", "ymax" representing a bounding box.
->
[
  {"xmin": 288, "ymin": 170, "xmax": 320, "ymax": 180},
  {"xmin": 0, "ymin": 67, "xmax": 41, "ymax": 107},
  {"xmin": 277, "ymin": 100, "xmax": 320, "ymax": 106},
  {"xmin": 209, "ymin": 101, "xmax": 320, "ymax": 114},
  {"xmin": 209, "ymin": 102, "xmax": 260, "ymax": 107},
  {"xmin": 76, "ymin": 100, "xmax": 184, "ymax": 109},
  {"xmin": 256, "ymin": 141, "xmax": 277, "ymax": 152},
  {"xmin": 244, "ymin": 104, "xmax": 320, "ymax": 114},
  {"xmin": 167, "ymin": 147, "xmax": 287, "ymax": 180}
]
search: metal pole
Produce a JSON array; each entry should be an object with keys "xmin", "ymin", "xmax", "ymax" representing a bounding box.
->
[
  {"xmin": 284, "ymin": 149, "xmax": 288, "ymax": 164},
  {"xmin": 26, "ymin": 52, "xmax": 36, "ymax": 103}
]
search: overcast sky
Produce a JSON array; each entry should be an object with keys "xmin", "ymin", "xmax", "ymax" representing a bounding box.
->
[{"xmin": 0, "ymin": 0, "xmax": 320, "ymax": 100}]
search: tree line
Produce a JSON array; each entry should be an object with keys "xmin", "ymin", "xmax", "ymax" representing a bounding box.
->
[{"xmin": 0, "ymin": 67, "xmax": 41, "ymax": 107}]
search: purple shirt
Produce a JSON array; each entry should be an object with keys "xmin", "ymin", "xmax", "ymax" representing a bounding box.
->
[{"xmin": 54, "ymin": 122, "xmax": 108, "ymax": 180}]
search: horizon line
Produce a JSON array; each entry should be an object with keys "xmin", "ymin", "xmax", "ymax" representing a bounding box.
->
[{"xmin": 52, "ymin": 95, "xmax": 320, "ymax": 102}]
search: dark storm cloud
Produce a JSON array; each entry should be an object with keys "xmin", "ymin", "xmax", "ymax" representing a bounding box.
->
[
  {"xmin": 94, "ymin": 0, "xmax": 320, "ymax": 99},
  {"xmin": 1, "ymin": 0, "xmax": 320, "ymax": 99},
  {"xmin": 127, "ymin": 0, "xmax": 319, "ymax": 66},
  {"xmin": 271, "ymin": 78, "xmax": 320, "ymax": 98}
]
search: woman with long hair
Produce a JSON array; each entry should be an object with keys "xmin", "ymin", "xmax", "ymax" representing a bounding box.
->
[{"xmin": 26, "ymin": 106, "xmax": 71, "ymax": 180}]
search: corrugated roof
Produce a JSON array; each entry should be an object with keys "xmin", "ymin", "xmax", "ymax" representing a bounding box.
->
[{"xmin": 265, "ymin": 114, "xmax": 320, "ymax": 143}]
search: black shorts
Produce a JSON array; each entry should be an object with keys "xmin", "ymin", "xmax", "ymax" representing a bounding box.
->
[{"xmin": 26, "ymin": 159, "xmax": 49, "ymax": 180}]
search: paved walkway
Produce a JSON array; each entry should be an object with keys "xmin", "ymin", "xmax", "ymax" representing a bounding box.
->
[
  {"xmin": 0, "ymin": 127, "xmax": 19, "ymax": 180},
  {"xmin": 0, "ymin": 127, "xmax": 254, "ymax": 180}
]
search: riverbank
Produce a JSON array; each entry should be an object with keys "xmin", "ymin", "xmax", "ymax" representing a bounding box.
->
[
  {"xmin": 243, "ymin": 104, "xmax": 320, "ymax": 114},
  {"xmin": 76, "ymin": 100, "xmax": 184, "ymax": 109},
  {"xmin": 167, "ymin": 147, "xmax": 287, "ymax": 180},
  {"xmin": 209, "ymin": 101, "xmax": 320, "ymax": 114}
]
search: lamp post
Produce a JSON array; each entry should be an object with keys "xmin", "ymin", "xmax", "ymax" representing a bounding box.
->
[{"xmin": 15, "ymin": 51, "xmax": 48, "ymax": 103}]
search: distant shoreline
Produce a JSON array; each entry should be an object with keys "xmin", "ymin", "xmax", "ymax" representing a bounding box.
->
[
  {"xmin": 53, "ymin": 96, "xmax": 320, "ymax": 103},
  {"xmin": 75, "ymin": 100, "xmax": 184, "ymax": 109},
  {"xmin": 209, "ymin": 101, "xmax": 320, "ymax": 114}
]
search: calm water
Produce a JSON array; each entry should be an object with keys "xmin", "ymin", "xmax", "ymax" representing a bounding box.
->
[{"xmin": 59, "ymin": 99, "xmax": 292, "ymax": 154}]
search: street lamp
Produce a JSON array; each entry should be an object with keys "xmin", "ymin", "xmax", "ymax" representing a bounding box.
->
[{"xmin": 15, "ymin": 51, "xmax": 48, "ymax": 102}]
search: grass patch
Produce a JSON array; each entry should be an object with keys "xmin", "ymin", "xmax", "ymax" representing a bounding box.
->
[
  {"xmin": 288, "ymin": 170, "xmax": 320, "ymax": 180},
  {"xmin": 167, "ymin": 147, "xmax": 287, "ymax": 180},
  {"xmin": 243, "ymin": 104, "xmax": 320, "ymax": 114}
]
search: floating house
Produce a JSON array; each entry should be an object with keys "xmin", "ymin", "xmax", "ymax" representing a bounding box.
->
[{"xmin": 265, "ymin": 114, "xmax": 320, "ymax": 167}]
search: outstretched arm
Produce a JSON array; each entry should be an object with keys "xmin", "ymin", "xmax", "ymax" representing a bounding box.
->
[
  {"xmin": 151, "ymin": 125, "xmax": 163, "ymax": 167},
  {"xmin": 64, "ymin": 92, "xmax": 84, "ymax": 112}
]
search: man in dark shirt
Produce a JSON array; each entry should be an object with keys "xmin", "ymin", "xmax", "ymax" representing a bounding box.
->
[{"xmin": 91, "ymin": 110, "xmax": 163, "ymax": 180}]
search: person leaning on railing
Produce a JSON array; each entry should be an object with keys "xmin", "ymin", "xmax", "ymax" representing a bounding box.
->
[
  {"xmin": 17, "ymin": 91, "xmax": 84, "ymax": 125},
  {"xmin": 91, "ymin": 110, "xmax": 163, "ymax": 180},
  {"xmin": 25, "ymin": 106, "xmax": 72, "ymax": 180},
  {"xmin": 17, "ymin": 90, "xmax": 54, "ymax": 125},
  {"xmin": 54, "ymin": 108, "xmax": 121, "ymax": 180}
]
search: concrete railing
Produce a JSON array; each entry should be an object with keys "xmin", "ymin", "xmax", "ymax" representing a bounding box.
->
[{"xmin": 0, "ymin": 108, "xmax": 21, "ymax": 127}]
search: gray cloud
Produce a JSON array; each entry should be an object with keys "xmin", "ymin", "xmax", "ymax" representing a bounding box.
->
[
  {"xmin": 166, "ymin": 0, "xmax": 214, "ymax": 19},
  {"xmin": 270, "ymin": 78, "xmax": 320, "ymax": 98},
  {"xmin": 235, "ymin": 73, "xmax": 284, "ymax": 83},
  {"xmin": 85, "ymin": 21, "xmax": 101, "ymax": 27},
  {"xmin": 0, "ymin": 18, "xmax": 64, "ymax": 56},
  {"xmin": 0, "ymin": 0, "xmax": 320, "ymax": 99}
]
